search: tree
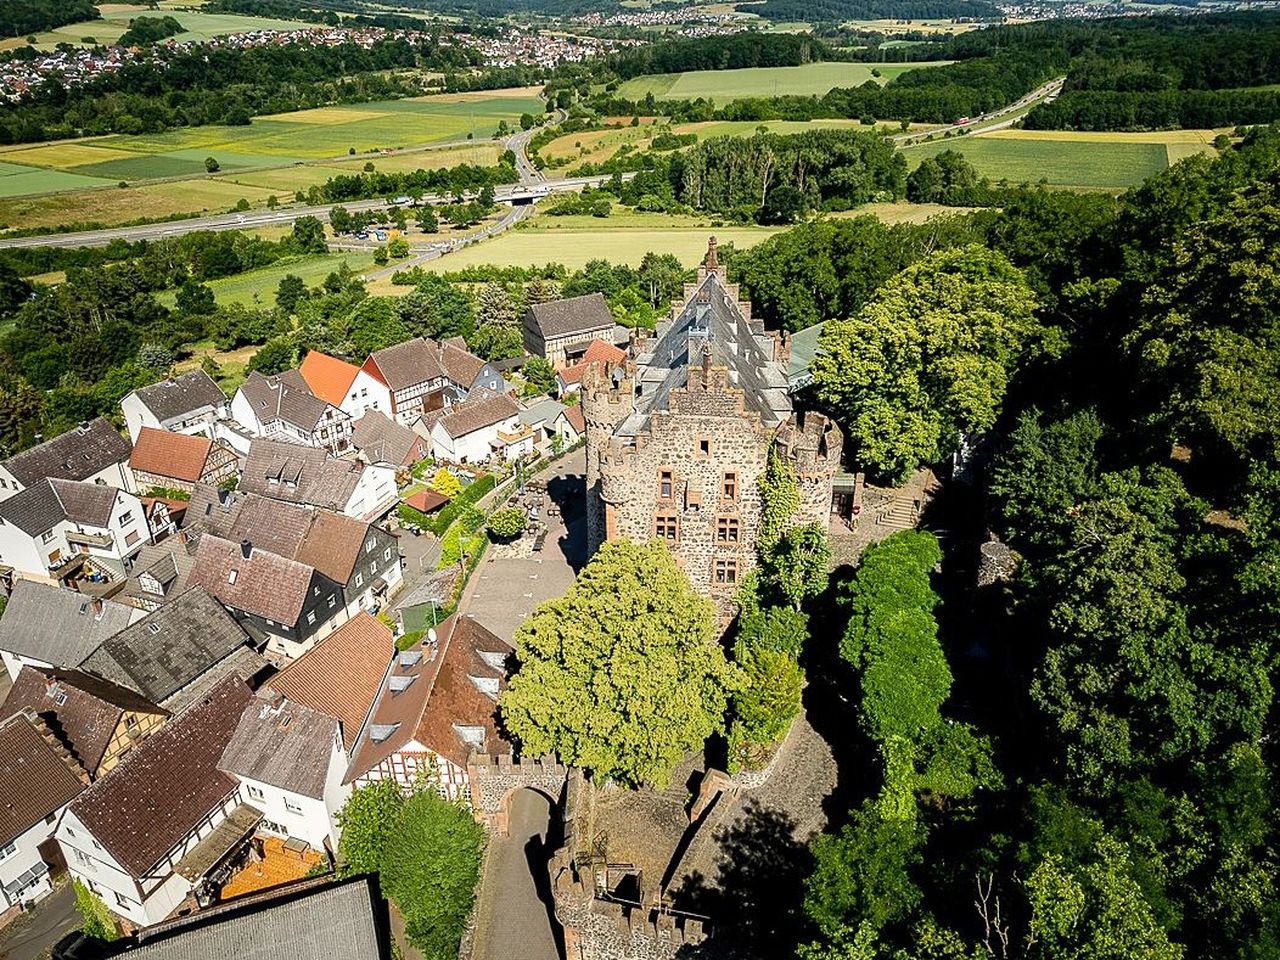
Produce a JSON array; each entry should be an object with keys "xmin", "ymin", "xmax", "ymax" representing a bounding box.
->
[
  {"xmin": 521, "ymin": 356, "xmax": 555, "ymax": 396},
  {"xmin": 397, "ymin": 274, "xmax": 475, "ymax": 342},
  {"xmin": 637, "ymin": 252, "xmax": 686, "ymax": 308},
  {"xmin": 759, "ymin": 184, "xmax": 808, "ymax": 224},
  {"xmin": 175, "ymin": 279, "xmax": 215, "ymax": 316},
  {"xmin": 476, "ymin": 282, "xmax": 518, "ymax": 329},
  {"xmin": 379, "ymin": 789, "xmax": 484, "ymax": 960},
  {"xmin": 137, "ymin": 342, "xmax": 174, "ymax": 370},
  {"xmin": 728, "ymin": 644, "xmax": 803, "ymax": 769},
  {"xmin": 344, "ymin": 297, "xmax": 408, "ymax": 356},
  {"xmin": 275, "ymin": 273, "xmax": 307, "ymax": 314},
  {"xmin": 388, "ymin": 236, "xmax": 410, "ymax": 258},
  {"xmin": 431, "ymin": 467, "xmax": 462, "ymax": 498},
  {"xmin": 768, "ymin": 522, "xmax": 831, "ymax": 610},
  {"xmin": 416, "ymin": 205, "xmax": 439, "ymax": 233},
  {"xmin": 246, "ymin": 336, "xmax": 296, "ymax": 375},
  {"xmin": 336, "ymin": 779, "xmax": 405, "ymax": 875},
  {"xmin": 291, "ymin": 216, "xmax": 327, "ymax": 255},
  {"xmin": 329, "ymin": 206, "xmax": 354, "ymax": 235},
  {"xmin": 373, "ymin": 245, "xmax": 389, "ymax": 265},
  {"xmin": 486, "ymin": 507, "xmax": 527, "ymax": 541},
  {"xmin": 204, "ymin": 156, "xmax": 220, "ymax": 173},
  {"xmin": 501, "ymin": 540, "xmax": 739, "ymax": 788},
  {"xmin": 520, "ymin": 112, "xmax": 535, "ymax": 130}
]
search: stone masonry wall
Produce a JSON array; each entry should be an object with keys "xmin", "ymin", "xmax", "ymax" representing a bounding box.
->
[{"xmin": 467, "ymin": 754, "xmax": 568, "ymax": 834}]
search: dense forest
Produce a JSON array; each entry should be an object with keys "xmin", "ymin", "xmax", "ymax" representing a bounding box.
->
[
  {"xmin": 0, "ymin": 0, "xmax": 97, "ymax": 38},
  {"xmin": 674, "ymin": 122, "xmax": 1280, "ymax": 960},
  {"xmin": 752, "ymin": 0, "xmax": 999, "ymax": 23}
]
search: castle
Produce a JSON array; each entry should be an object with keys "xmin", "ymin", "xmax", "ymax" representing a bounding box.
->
[{"xmin": 581, "ymin": 238, "xmax": 841, "ymax": 617}]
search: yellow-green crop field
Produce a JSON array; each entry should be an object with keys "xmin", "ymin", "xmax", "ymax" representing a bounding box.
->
[{"xmin": 616, "ymin": 61, "xmax": 949, "ymax": 102}]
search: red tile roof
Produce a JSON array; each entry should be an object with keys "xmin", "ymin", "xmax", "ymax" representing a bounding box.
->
[
  {"xmin": 557, "ymin": 339, "xmax": 627, "ymax": 386},
  {"xmin": 562, "ymin": 406, "xmax": 585, "ymax": 435},
  {"xmin": 129, "ymin": 428, "xmax": 213, "ymax": 483},
  {"xmin": 299, "ymin": 351, "xmax": 361, "ymax": 409},
  {"xmin": 266, "ymin": 613, "xmax": 393, "ymax": 751},
  {"xmin": 403, "ymin": 490, "xmax": 449, "ymax": 514}
]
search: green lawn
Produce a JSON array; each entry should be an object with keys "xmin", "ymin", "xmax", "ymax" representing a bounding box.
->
[
  {"xmin": 901, "ymin": 136, "xmax": 1169, "ymax": 189},
  {"xmin": 158, "ymin": 251, "xmax": 380, "ymax": 309},
  {"xmin": 0, "ymin": 166, "xmax": 113, "ymax": 198},
  {"xmin": 25, "ymin": 9, "xmax": 325, "ymax": 50},
  {"xmin": 616, "ymin": 61, "xmax": 949, "ymax": 102}
]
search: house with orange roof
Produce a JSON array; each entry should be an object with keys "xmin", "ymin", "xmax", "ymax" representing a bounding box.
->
[
  {"xmin": 298, "ymin": 350, "xmax": 391, "ymax": 422},
  {"xmin": 128, "ymin": 427, "xmax": 239, "ymax": 495},
  {"xmin": 555, "ymin": 338, "xmax": 627, "ymax": 398}
]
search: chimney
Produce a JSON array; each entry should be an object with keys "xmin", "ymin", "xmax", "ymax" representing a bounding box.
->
[
  {"xmin": 240, "ymin": 539, "xmax": 252, "ymax": 559},
  {"xmin": 701, "ymin": 342, "xmax": 713, "ymax": 385},
  {"xmin": 90, "ymin": 598, "xmax": 104, "ymax": 620},
  {"xmin": 78, "ymin": 421, "xmax": 91, "ymax": 433},
  {"xmin": 705, "ymin": 236, "xmax": 719, "ymax": 271},
  {"xmin": 44, "ymin": 676, "xmax": 58, "ymax": 698}
]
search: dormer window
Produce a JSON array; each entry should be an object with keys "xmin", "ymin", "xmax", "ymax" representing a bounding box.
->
[
  {"xmin": 227, "ymin": 569, "xmax": 238, "ymax": 584},
  {"xmin": 470, "ymin": 675, "xmax": 500, "ymax": 699},
  {"xmin": 453, "ymin": 724, "xmax": 486, "ymax": 750},
  {"xmin": 389, "ymin": 675, "xmax": 416, "ymax": 693},
  {"xmin": 369, "ymin": 723, "xmax": 399, "ymax": 743}
]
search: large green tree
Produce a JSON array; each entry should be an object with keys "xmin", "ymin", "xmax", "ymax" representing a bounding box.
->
[
  {"xmin": 501, "ymin": 540, "xmax": 738, "ymax": 788},
  {"xmin": 813, "ymin": 245, "xmax": 1041, "ymax": 483}
]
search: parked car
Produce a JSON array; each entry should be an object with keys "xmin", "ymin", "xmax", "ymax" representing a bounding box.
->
[{"xmin": 355, "ymin": 231, "xmax": 369, "ymax": 240}]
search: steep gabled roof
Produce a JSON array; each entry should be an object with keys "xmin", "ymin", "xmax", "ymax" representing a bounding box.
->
[
  {"xmin": 1, "ymin": 418, "xmax": 131, "ymax": 487},
  {"xmin": 240, "ymin": 438, "xmax": 362, "ymax": 512},
  {"xmin": 437, "ymin": 341, "xmax": 486, "ymax": 391},
  {"xmin": 188, "ymin": 536, "xmax": 317, "ymax": 627},
  {"xmin": 69, "ymin": 674, "xmax": 252, "ymax": 879},
  {"xmin": 130, "ymin": 371, "xmax": 226, "ymax": 423},
  {"xmin": 266, "ymin": 613, "xmax": 393, "ymax": 752},
  {"xmin": 0, "ymin": 712, "xmax": 89, "ymax": 846},
  {"xmin": 366, "ymin": 339, "xmax": 444, "ymax": 392},
  {"xmin": 352, "ymin": 411, "xmax": 424, "ymax": 466},
  {"xmin": 557, "ymin": 339, "xmax": 627, "ymax": 386},
  {"xmin": 526, "ymin": 292, "xmax": 614, "ymax": 340},
  {"xmin": 436, "ymin": 394, "xmax": 520, "ymax": 441},
  {"xmin": 299, "ymin": 351, "xmax": 361, "ymax": 408},
  {"xmin": 129, "ymin": 428, "xmax": 215, "ymax": 483},
  {"xmin": 237, "ymin": 370, "xmax": 334, "ymax": 433},
  {"xmin": 0, "ymin": 477, "xmax": 125, "ymax": 538},
  {"xmin": 0, "ymin": 581, "xmax": 139, "ymax": 669},
  {"xmin": 220, "ymin": 691, "xmax": 339, "ymax": 801}
]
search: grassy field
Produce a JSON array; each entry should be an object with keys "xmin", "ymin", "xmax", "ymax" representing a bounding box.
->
[
  {"xmin": 1, "ymin": 5, "xmax": 323, "ymax": 51},
  {"xmin": 157, "ymin": 251, "xmax": 380, "ymax": 309},
  {"xmin": 902, "ymin": 135, "xmax": 1166, "ymax": 189},
  {"xmin": 981, "ymin": 127, "xmax": 1225, "ymax": 166},
  {"xmin": 0, "ymin": 178, "xmax": 278, "ymax": 230},
  {"xmin": 616, "ymin": 61, "xmax": 948, "ymax": 102}
]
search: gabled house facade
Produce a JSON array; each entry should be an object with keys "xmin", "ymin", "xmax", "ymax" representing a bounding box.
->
[
  {"xmin": 231, "ymin": 371, "xmax": 353, "ymax": 456},
  {"xmin": 524, "ymin": 292, "xmax": 617, "ymax": 368},
  {"xmin": 360, "ymin": 339, "xmax": 453, "ymax": 427},
  {"xmin": 240, "ymin": 439, "xmax": 397, "ymax": 522},
  {"xmin": 429, "ymin": 394, "xmax": 532, "ymax": 465},
  {"xmin": 299, "ymin": 350, "xmax": 390, "ymax": 422},
  {"xmin": 351, "ymin": 411, "xmax": 430, "ymax": 469},
  {"xmin": 0, "ymin": 419, "xmax": 133, "ymax": 502},
  {"xmin": 129, "ymin": 428, "xmax": 239, "ymax": 496},
  {"xmin": 120, "ymin": 371, "xmax": 230, "ymax": 444}
]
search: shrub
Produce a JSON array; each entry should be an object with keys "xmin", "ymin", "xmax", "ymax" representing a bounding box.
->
[
  {"xmin": 486, "ymin": 507, "xmax": 527, "ymax": 542},
  {"xmin": 73, "ymin": 879, "xmax": 119, "ymax": 942},
  {"xmin": 431, "ymin": 468, "xmax": 462, "ymax": 498}
]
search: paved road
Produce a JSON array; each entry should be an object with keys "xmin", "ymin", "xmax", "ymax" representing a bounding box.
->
[
  {"xmin": 893, "ymin": 76, "xmax": 1066, "ymax": 146},
  {"xmin": 471, "ymin": 789, "xmax": 563, "ymax": 960},
  {"xmin": 0, "ymin": 883, "xmax": 78, "ymax": 960}
]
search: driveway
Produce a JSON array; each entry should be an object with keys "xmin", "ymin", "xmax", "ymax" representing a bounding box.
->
[
  {"xmin": 471, "ymin": 789, "xmax": 563, "ymax": 960},
  {"xmin": 464, "ymin": 449, "xmax": 586, "ymax": 642},
  {"xmin": 0, "ymin": 882, "xmax": 78, "ymax": 960}
]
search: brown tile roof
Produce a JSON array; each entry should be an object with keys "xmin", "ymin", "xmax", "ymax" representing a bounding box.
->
[
  {"xmin": 346, "ymin": 616, "xmax": 512, "ymax": 781},
  {"xmin": 352, "ymin": 411, "xmax": 426, "ymax": 467},
  {"xmin": 0, "ymin": 712, "xmax": 90, "ymax": 845},
  {"xmin": 2, "ymin": 666, "xmax": 166, "ymax": 776},
  {"xmin": 69, "ymin": 674, "xmax": 252, "ymax": 878},
  {"xmin": 1, "ymin": 418, "xmax": 131, "ymax": 487},
  {"xmin": 188, "ymin": 535, "xmax": 316, "ymax": 626},
  {"xmin": 562, "ymin": 405, "xmax": 585, "ymax": 435},
  {"xmin": 219, "ymin": 691, "xmax": 340, "ymax": 801},
  {"xmin": 265, "ymin": 613, "xmax": 393, "ymax": 751},
  {"xmin": 238, "ymin": 370, "xmax": 333, "ymax": 432},
  {"xmin": 367, "ymin": 339, "xmax": 444, "ymax": 392},
  {"xmin": 526, "ymin": 293, "xmax": 614, "ymax": 340},
  {"xmin": 240, "ymin": 439, "xmax": 362, "ymax": 513},
  {"xmin": 436, "ymin": 394, "xmax": 520, "ymax": 440},
  {"xmin": 438, "ymin": 342, "xmax": 486, "ymax": 390},
  {"xmin": 299, "ymin": 351, "xmax": 360, "ymax": 408},
  {"xmin": 403, "ymin": 490, "xmax": 448, "ymax": 514},
  {"xmin": 129, "ymin": 428, "xmax": 214, "ymax": 484},
  {"xmin": 557, "ymin": 339, "xmax": 627, "ymax": 386},
  {"xmin": 293, "ymin": 509, "xmax": 366, "ymax": 585}
]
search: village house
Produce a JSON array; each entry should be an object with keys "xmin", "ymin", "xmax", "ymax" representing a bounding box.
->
[
  {"xmin": 56, "ymin": 675, "xmax": 255, "ymax": 928},
  {"xmin": 524, "ymin": 292, "xmax": 619, "ymax": 368},
  {"xmin": 0, "ymin": 581, "xmax": 141, "ymax": 681},
  {"xmin": 518, "ymin": 398, "xmax": 583, "ymax": 453},
  {"xmin": 298, "ymin": 350, "xmax": 390, "ymax": 422},
  {"xmin": 0, "ymin": 478, "xmax": 151, "ymax": 584},
  {"xmin": 361, "ymin": 339, "xmax": 454, "ymax": 426},
  {"xmin": 218, "ymin": 690, "xmax": 350, "ymax": 852},
  {"xmin": 350, "ymin": 410, "xmax": 430, "ymax": 469},
  {"xmin": 0, "ymin": 712, "xmax": 91, "ymax": 912},
  {"xmin": 555, "ymin": 338, "xmax": 627, "ymax": 397},
  {"xmin": 346, "ymin": 615, "xmax": 512, "ymax": 800},
  {"xmin": 129, "ymin": 428, "xmax": 239, "ymax": 496},
  {"xmin": 140, "ymin": 496, "xmax": 186, "ymax": 545},
  {"xmin": 581, "ymin": 239, "xmax": 841, "ymax": 618},
  {"xmin": 231, "ymin": 371, "xmax": 353, "ymax": 456},
  {"xmin": 1, "ymin": 667, "xmax": 167, "ymax": 780},
  {"xmin": 436, "ymin": 337, "xmax": 509, "ymax": 396},
  {"xmin": 185, "ymin": 491, "xmax": 401, "ymax": 659},
  {"xmin": 0, "ymin": 419, "xmax": 133, "ymax": 502},
  {"xmin": 79, "ymin": 587, "xmax": 267, "ymax": 715},
  {"xmin": 121, "ymin": 371, "xmax": 231, "ymax": 444},
  {"xmin": 240, "ymin": 439, "xmax": 397, "ymax": 522},
  {"xmin": 429, "ymin": 393, "xmax": 533, "ymax": 465},
  {"xmin": 117, "ymin": 537, "xmax": 196, "ymax": 611}
]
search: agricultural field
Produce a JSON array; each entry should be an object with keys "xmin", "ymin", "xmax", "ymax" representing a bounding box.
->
[
  {"xmin": 615, "ymin": 61, "xmax": 948, "ymax": 102},
  {"xmin": 980, "ymin": 127, "xmax": 1226, "ymax": 165},
  {"xmin": 0, "ymin": 178, "xmax": 277, "ymax": 231}
]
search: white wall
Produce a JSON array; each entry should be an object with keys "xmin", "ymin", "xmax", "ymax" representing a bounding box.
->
[
  {"xmin": 343, "ymin": 370, "xmax": 392, "ymax": 422},
  {"xmin": 0, "ymin": 488, "xmax": 149, "ymax": 582},
  {"xmin": 239, "ymin": 734, "xmax": 350, "ymax": 851},
  {"xmin": 120, "ymin": 394, "xmax": 160, "ymax": 444},
  {"xmin": 2, "ymin": 650, "xmax": 52, "ymax": 682},
  {"xmin": 0, "ymin": 810, "xmax": 64, "ymax": 908},
  {"xmin": 430, "ymin": 414, "xmax": 524, "ymax": 465},
  {"xmin": 344, "ymin": 465, "xmax": 397, "ymax": 521},
  {"xmin": 122, "ymin": 394, "xmax": 227, "ymax": 444}
]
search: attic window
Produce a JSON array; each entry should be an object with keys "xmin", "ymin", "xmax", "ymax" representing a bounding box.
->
[
  {"xmin": 477, "ymin": 651, "xmax": 506, "ymax": 672},
  {"xmin": 54, "ymin": 692, "xmax": 67, "ymax": 706},
  {"xmin": 389, "ymin": 675, "xmax": 416, "ymax": 693},
  {"xmin": 398, "ymin": 650, "xmax": 422, "ymax": 668},
  {"xmin": 369, "ymin": 723, "xmax": 399, "ymax": 743},
  {"xmin": 470, "ymin": 675, "xmax": 500, "ymax": 700},
  {"xmin": 147, "ymin": 623, "xmax": 161, "ymax": 635},
  {"xmin": 227, "ymin": 569, "xmax": 238, "ymax": 584},
  {"xmin": 453, "ymin": 724, "xmax": 487, "ymax": 749}
]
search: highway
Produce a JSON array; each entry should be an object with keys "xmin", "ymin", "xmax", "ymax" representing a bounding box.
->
[{"xmin": 893, "ymin": 76, "xmax": 1066, "ymax": 146}]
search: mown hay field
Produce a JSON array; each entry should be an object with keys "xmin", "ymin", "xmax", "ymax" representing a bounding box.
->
[
  {"xmin": 616, "ymin": 61, "xmax": 949, "ymax": 102},
  {"xmin": 902, "ymin": 135, "xmax": 1173, "ymax": 189}
]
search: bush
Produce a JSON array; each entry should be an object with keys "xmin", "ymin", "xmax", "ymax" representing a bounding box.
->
[
  {"xmin": 486, "ymin": 507, "xmax": 527, "ymax": 541},
  {"xmin": 431, "ymin": 467, "xmax": 462, "ymax": 498},
  {"xmin": 337, "ymin": 780, "xmax": 405, "ymax": 876},
  {"xmin": 424, "ymin": 474, "xmax": 496, "ymax": 535},
  {"xmin": 73, "ymin": 879, "xmax": 119, "ymax": 942}
]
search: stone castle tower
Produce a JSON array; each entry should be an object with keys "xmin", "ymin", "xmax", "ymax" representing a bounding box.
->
[{"xmin": 579, "ymin": 238, "xmax": 841, "ymax": 618}]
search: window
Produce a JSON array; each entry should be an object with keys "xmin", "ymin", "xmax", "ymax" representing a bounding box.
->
[
  {"xmin": 722, "ymin": 472, "xmax": 738, "ymax": 501},
  {"xmin": 384, "ymin": 547, "xmax": 392, "ymax": 561},
  {"xmin": 115, "ymin": 892, "xmax": 133, "ymax": 908},
  {"xmin": 327, "ymin": 594, "xmax": 337, "ymax": 609},
  {"xmin": 659, "ymin": 469, "xmax": 673, "ymax": 500},
  {"xmin": 260, "ymin": 819, "xmax": 287, "ymax": 836},
  {"xmin": 654, "ymin": 513, "xmax": 679, "ymax": 542},
  {"xmin": 227, "ymin": 569, "xmax": 238, "ymax": 585},
  {"xmin": 125, "ymin": 715, "xmax": 138, "ymax": 731},
  {"xmin": 284, "ymin": 798, "xmax": 303, "ymax": 815},
  {"xmin": 41, "ymin": 530, "xmax": 55, "ymax": 544},
  {"xmin": 124, "ymin": 530, "xmax": 139, "ymax": 547},
  {"xmin": 698, "ymin": 439, "xmax": 711, "ymax": 457},
  {"xmin": 0, "ymin": 841, "xmax": 15, "ymax": 861},
  {"xmin": 246, "ymin": 784, "xmax": 264, "ymax": 801},
  {"xmin": 306, "ymin": 611, "xmax": 317, "ymax": 625},
  {"xmin": 716, "ymin": 517, "xmax": 740, "ymax": 543},
  {"xmin": 119, "ymin": 511, "xmax": 133, "ymax": 526},
  {"xmin": 355, "ymin": 573, "xmax": 364, "ymax": 588},
  {"xmin": 369, "ymin": 560, "xmax": 377, "ymax": 574},
  {"xmin": 714, "ymin": 559, "xmax": 739, "ymax": 585},
  {"xmin": 365, "ymin": 537, "xmax": 376, "ymax": 553}
]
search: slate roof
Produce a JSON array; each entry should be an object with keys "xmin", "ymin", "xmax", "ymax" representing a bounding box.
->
[
  {"xmin": 131, "ymin": 371, "xmax": 226, "ymax": 424},
  {"xmin": 266, "ymin": 613, "xmax": 393, "ymax": 752},
  {"xmin": 0, "ymin": 419, "xmax": 131, "ymax": 488},
  {"xmin": 0, "ymin": 581, "xmax": 138, "ymax": 669},
  {"xmin": 367, "ymin": 339, "xmax": 444, "ymax": 392},
  {"xmin": 435, "ymin": 394, "xmax": 520, "ymax": 440},
  {"xmin": 127, "ymin": 875, "xmax": 389, "ymax": 960},
  {"xmin": 0, "ymin": 711, "xmax": 89, "ymax": 846},
  {"xmin": 526, "ymin": 292, "xmax": 613, "ymax": 340},
  {"xmin": 240, "ymin": 438, "xmax": 361, "ymax": 511},
  {"xmin": 188, "ymin": 535, "xmax": 317, "ymax": 627},
  {"xmin": 238, "ymin": 370, "xmax": 333, "ymax": 432},
  {"xmin": 0, "ymin": 477, "xmax": 122, "ymax": 537},
  {"xmin": 68, "ymin": 674, "xmax": 252, "ymax": 879},
  {"xmin": 298, "ymin": 351, "xmax": 360, "ymax": 408},
  {"xmin": 80, "ymin": 587, "xmax": 253, "ymax": 706},
  {"xmin": 620, "ymin": 271, "xmax": 791, "ymax": 436},
  {"xmin": 219, "ymin": 691, "xmax": 339, "ymax": 800},
  {"xmin": 518, "ymin": 398, "xmax": 566, "ymax": 429},
  {"xmin": 129, "ymin": 428, "xmax": 214, "ymax": 483},
  {"xmin": 346, "ymin": 615, "xmax": 512, "ymax": 781},
  {"xmin": 2, "ymin": 666, "xmax": 166, "ymax": 775},
  {"xmin": 351, "ymin": 411, "xmax": 424, "ymax": 466},
  {"xmin": 120, "ymin": 538, "xmax": 198, "ymax": 607}
]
